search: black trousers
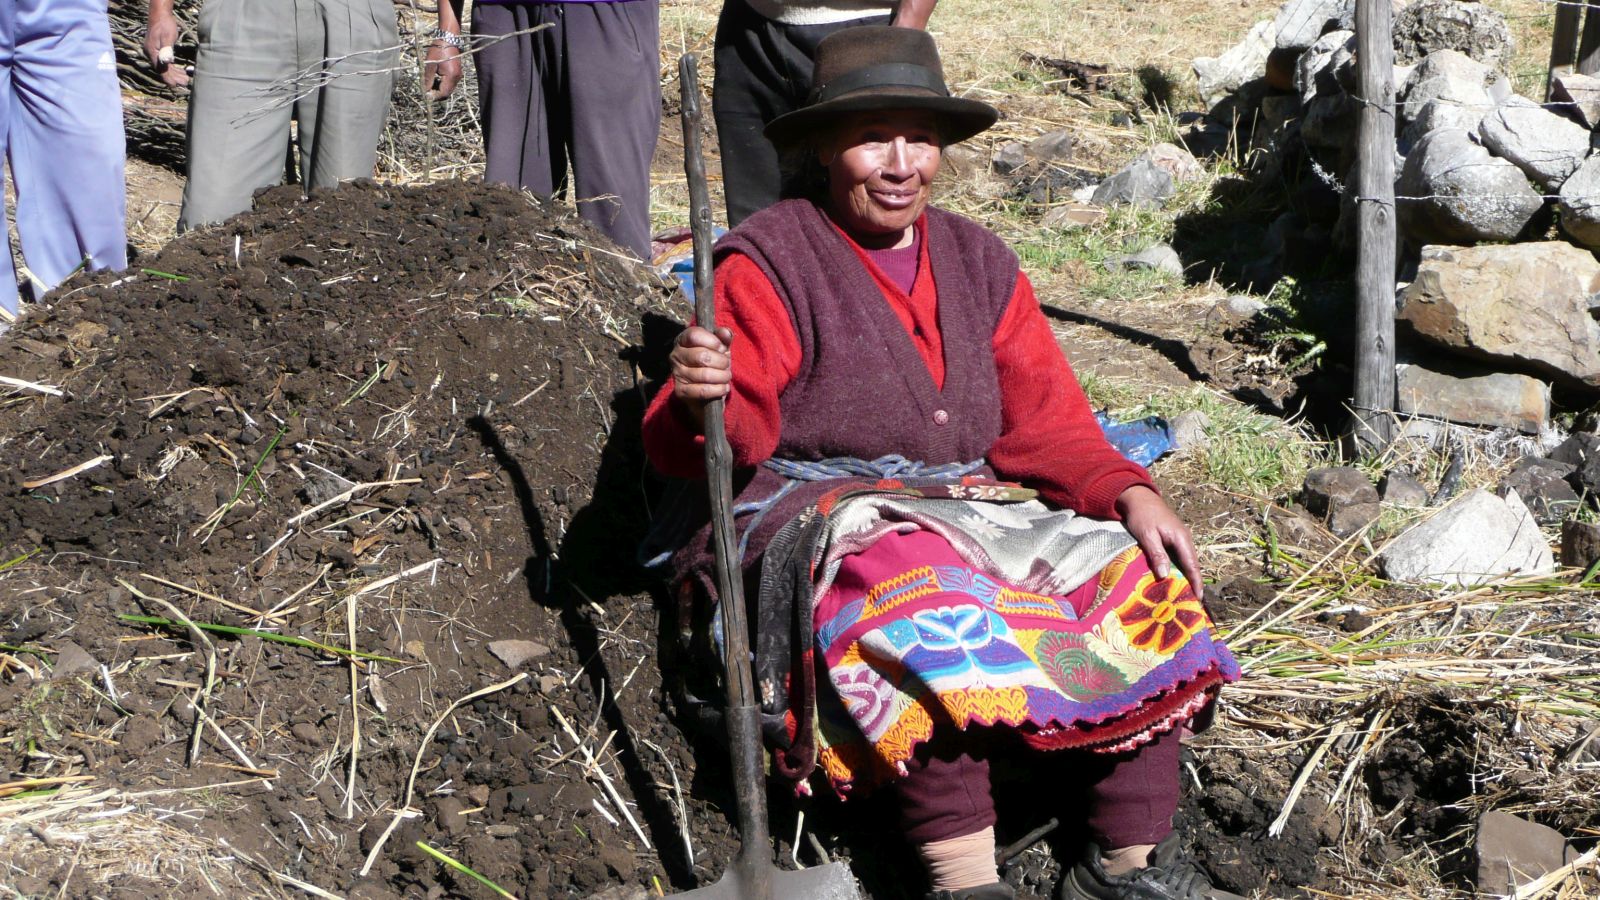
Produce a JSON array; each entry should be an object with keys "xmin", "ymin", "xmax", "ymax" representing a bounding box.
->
[{"xmin": 711, "ymin": 0, "xmax": 888, "ymax": 226}]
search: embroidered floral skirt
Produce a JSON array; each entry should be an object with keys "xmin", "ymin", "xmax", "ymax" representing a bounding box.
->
[{"xmin": 810, "ymin": 527, "xmax": 1240, "ymax": 793}]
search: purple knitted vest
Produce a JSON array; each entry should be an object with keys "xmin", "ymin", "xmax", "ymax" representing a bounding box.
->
[{"xmin": 712, "ymin": 199, "xmax": 1020, "ymax": 560}]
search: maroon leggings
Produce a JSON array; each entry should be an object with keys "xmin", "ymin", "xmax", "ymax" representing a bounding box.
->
[{"xmin": 897, "ymin": 727, "xmax": 1182, "ymax": 848}]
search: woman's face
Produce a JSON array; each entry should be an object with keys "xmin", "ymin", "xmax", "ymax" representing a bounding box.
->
[{"xmin": 821, "ymin": 110, "xmax": 943, "ymax": 246}]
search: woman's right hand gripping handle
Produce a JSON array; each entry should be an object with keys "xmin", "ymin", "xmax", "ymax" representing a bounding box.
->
[{"xmin": 669, "ymin": 325, "xmax": 735, "ymax": 433}]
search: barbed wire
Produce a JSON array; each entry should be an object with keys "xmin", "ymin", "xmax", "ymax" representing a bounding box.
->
[{"xmin": 230, "ymin": 25, "xmax": 550, "ymax": 125}]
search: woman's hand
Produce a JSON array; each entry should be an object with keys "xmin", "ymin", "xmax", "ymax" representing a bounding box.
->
[
  {"xmin": 669, "ymin": 325, "xmax": 734, "ymax": 432},
  {"xmin": 1115, "ymin": 485, "xmax": 1203, "ymax": 600}
]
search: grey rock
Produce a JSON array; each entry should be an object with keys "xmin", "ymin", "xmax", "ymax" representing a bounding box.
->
[
  {"xmin": 1025, "ymin": 129, "xmax": 1076, "ymax": 164},
  {"xmin": 1274, "ymin": 0, "xmax": 1353, "ymax": 51},
  {"xmin": 1398, "ymin": 50, "xmax": 1511, "ymax": 132},
  {"xmin": 1380, "ymin": 471, "xmax": 1431, "ymax": 508},
  {"xmin": 1551, "ymin": 433, "xmax": 1600, "ymax": 468},
  {"xmin": 1560, "ymin": 519, "xmax": 1600, "ymax": 570},
  {"xmin": 1110, "ymin": 243, "xmax": 1184, "ymax": 277},
  {"xmin": 1301, "ymin": 466, "xmax": 1379, "ymax": 518},
  {"xmin": 51, "ymin": 641, "xmax": 99, "ymax": 679},
  {"xmin": 1397, "ymin": 243, "xmax": 1600, "ymax": 389},
  {"xmin": 487, "ymin": 639, "xmax": 551, "ymax": 669},
  {"xmin": 1376, "ymin": 489, "xmax": 1555, "ymax": 586},
  {"xmin": 1194, "ymin": 19, "xmax": 1278, "ymax": 106},
  {"xmin": 1300, "ymin": 92, "xmax": 1360, "ymax": 152},
  {"xmin": 1502, "ymin": 457, "xmax": 1582, "ymax": 524},
  {"xmin": 941, "ymin": 142, "xmax": 986, "ymax": 178},
  {"xmin": 1552, "ymin": 434, "xmax": 1600, "ymax": 499},
  {"xmin": 1259, "ymin": 93, "xmax": 1304, "ymax": 133},
  {"xmin": 1558, "ymin": 154, "xmax": 1600, "ymax": 249},
  {"xmin": 1169, "ymin": 410, "xmax": 1210, "ymax": 451},
  {"xmin": 1394, "ymin": 0, "xmax": 1513, "ymax": 69},
  {"xmin": 1566, "ymin": 448, "xmax": 1600, "ymax": 498},
  {"xmin": 1224, "ymin": 294, "xmax": 1268, "ymax": 319},
  {"xmin": 1478, "ymin": 96, "xmax": 1590, "ymax": 191},
  {"xmin": 1395, "ymin": 362, "xmax": 1549, "ymax": 434},
  {"xmin": 1294, "ymin": 30, "xmax": 1356, "ymax": 104},
  {"xmin": 1398, "ymin": 98, "xmax": 1486, "ymax": 155},
  {"xmin": 992, "ymin": 142, "xmax": 1027, "ymax": 176},
  {"xmin": 1475, "ymin": 810, "xmax": 1573, "ymax": 897},
  {"xmin": 1328, "ymin": 501, "xmax": 1382, "ymax": 537},
  {"xmin": 1091, "ymin": 158, "xmax": 1175, "ymax": 208},
  {"xmin": 1042, "ymin": 203, "xmax": 1105, "ymax": 229},
  {"xmin": 1552, "ymin": 72, "xmax": 1600, "ymax": 129},
  {"xmin": 1135, "ymin": 142, "xmax": 1203, "ymax": 183},
  {"xmin": 1396, "ymin": 129, "xmax": 1543, "ymax": 245}
]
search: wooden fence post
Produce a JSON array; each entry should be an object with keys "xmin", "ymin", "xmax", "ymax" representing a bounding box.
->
[
  {"xmin": 1580, "ymin": 0, "xmax": 1600, "ymax": 75},
  {"xmin": 1549, "ymin": 0, "xmax": 1583, "ymax": 98},
  {"xmin": 1351, "ymin": 0, "xmax": 1397, "ymax": 451}
]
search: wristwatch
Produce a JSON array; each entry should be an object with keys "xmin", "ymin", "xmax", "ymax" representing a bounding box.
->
[{"xmin": 432, "ymin": 29, "xmax": 467, "ymax": 50}]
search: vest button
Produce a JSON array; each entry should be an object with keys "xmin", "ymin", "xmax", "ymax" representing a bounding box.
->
[{"xmin": 933, "ymin": 409, "xmax": 950, "ymax": 426}]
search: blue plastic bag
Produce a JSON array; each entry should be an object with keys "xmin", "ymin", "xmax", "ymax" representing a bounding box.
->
[{"xmin": 1094, "ymin": 410, "xmax": 1173, "ymax": 467}]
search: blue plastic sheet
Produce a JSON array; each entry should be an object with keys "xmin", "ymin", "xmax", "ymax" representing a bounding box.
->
[
  {"xmin": 652, "ymin": 227, "xmax": 728, "ymax": 304},
  {"xmin": 1094, "ymin": 410, "xmax": 1173, "ymax": 467}
]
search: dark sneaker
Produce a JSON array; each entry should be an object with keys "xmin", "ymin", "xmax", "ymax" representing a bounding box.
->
[
  {"xmin": 1057, "ymin": 834, "xmax": 1241, "ymax": 900},
  {"xmin": 927, "ymin": 883, "xmax": 1015, "ymax": 900}
]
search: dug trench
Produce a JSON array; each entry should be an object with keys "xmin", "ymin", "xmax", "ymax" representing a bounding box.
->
[{"xmin": 0, "ymin": 180, "xmax": 1481, "ymax": 898}]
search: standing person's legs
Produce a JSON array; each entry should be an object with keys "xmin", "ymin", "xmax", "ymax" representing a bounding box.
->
[
  {"xmin": 180, "ymin": 0, "xmax": 299, "ymax": 230},
  {"xmin": 0, "ymin": 3, "xmax": 19, "ymax": 317},
  {"xmin": 712, "ymin": 0, "xmax": 795, "ymax": 227},
  {"xmin": 711, "ymin": 2, "xmax": 886, "ymax": 225},
  {"xmin": 6, "ymin": 0, "xmax": 126, "ymax": 310},
  {"xmin": 563, "ymin": 0, "xmax": 659, "ymax": 259},
  {"xmin": 302, "ymin": 0, "xmax": 398, "ymax": 188},
  {"xmin": 473, "ymin": 3, "xmax": 564, "ymax": 195}
]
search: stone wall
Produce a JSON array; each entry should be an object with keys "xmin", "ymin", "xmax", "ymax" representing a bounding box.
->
[{"xmin": 1193, "ymin": 0, "xmax": 1600, "ymax": 436}]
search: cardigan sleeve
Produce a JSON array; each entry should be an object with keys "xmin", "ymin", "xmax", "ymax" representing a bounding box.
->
[
  {"xmin": 987, "ymin": 272, "xmax": 1157, "ymax": 520},
  {"xmin": 642, "ymin": 253, "xmax": 802, "ymax": 479}
]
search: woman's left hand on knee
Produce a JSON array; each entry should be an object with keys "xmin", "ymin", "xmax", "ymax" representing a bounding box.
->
[{"xmin": 1114, "ymin": 485, "xmax": 1203, "ymax": 600}]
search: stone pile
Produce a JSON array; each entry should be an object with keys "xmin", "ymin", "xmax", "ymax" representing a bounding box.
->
[
  {"xmin": 1293, "ymin": 461, "xmax": 1567, "ymax": 587},
  {"xmin": 1193, "ymin": 0, "xmax": 1600, "ymax": 437}
]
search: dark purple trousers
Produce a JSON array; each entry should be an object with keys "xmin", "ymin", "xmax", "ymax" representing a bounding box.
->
[
  {"xmin": 472, "ymin": 1, "xmax": 660, "ymax": 260},
  {"xmin": 898, "ymin": 726, "xmax": 1182, "ymax": 848}
]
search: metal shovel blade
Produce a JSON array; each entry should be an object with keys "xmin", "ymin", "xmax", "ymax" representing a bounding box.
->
[{"xmin": 673, "ymin": 860, "xmax": 861, "ymax": 900}]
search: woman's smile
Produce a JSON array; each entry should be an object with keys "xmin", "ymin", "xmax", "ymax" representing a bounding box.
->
[{"xmin": 822, "ymin": 110, "xmax": 943, "ymax": 248}]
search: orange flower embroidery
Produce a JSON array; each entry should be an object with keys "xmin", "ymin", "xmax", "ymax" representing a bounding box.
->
[{"xmin": 1117, "ymin": 575, "xmax": 1209, "ymax": 654}]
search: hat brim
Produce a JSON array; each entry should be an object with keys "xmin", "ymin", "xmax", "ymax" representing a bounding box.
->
[{"xmin": 763, "ymin": 93, "xmax": 1000, "ymax": 149}]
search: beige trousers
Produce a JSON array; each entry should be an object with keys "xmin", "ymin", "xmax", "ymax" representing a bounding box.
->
[{"xmin": 179, "ymin": 0, "xmax": 399, "ymax": 230}]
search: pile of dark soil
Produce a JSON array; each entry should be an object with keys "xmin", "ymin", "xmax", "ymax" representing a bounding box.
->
[{"xmin": 0, "ymin": 180, "xmax": 729, "ymax": 899}]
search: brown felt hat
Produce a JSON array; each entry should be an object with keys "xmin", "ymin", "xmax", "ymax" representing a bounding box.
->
[{"xmin": 763, "ymin": 26, "xmax": 999, "ymax": 148}]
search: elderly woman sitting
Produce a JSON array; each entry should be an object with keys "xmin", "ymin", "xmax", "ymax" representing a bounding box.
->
[{"xmin": 644, "ymin": 27, "xmax": 1240, "ymax": 900}]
